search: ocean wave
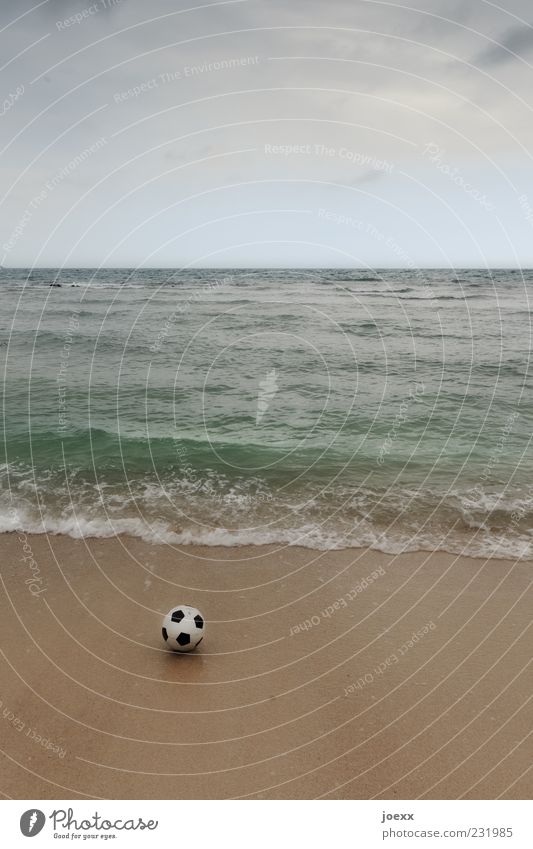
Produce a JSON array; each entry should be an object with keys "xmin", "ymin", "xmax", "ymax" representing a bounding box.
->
[
  {"xmin": 2, "ymin": 267, "xmax": 532, "ymax": 562},
  {"xmin": 2, "ymin": 472, "xmax": 532, "ymax": 560},
  {"xmin": 1, "ymin": 503, "xmax": 530, "ymax": 559}
]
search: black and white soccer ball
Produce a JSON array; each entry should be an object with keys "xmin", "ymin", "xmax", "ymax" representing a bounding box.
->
[{"xmin": 162, "ymin": 605, "xmax": 205, "ymax": 652}]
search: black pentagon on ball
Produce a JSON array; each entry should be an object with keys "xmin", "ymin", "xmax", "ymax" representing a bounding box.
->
[
  {"xmin": 162, "ymin": 627, "xmax": 168, "ymax": 641},
  {"xmin": 176, "ymin": 632, "xmax": 191, "ymax": 646},
  {"xmin": 171, "ymin": 609, "xmax": 185, "ymax": 623},
  {"xmin": 194, "ymin": 614, "xmax": 204, "ymax": 629}
]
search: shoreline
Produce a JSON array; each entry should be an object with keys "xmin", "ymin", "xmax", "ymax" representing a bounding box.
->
[
  {"xmin": 0, "ymin": 532, "xmax": 531, "ymax": 799},
  {"xmin": 3, "ymin": 523, "xmax": 531, "ymax": 563}
]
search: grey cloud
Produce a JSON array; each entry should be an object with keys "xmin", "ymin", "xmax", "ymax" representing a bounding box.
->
[
  {"xmin": 1, "ymin": 1, "xmax": 82, "ymax": 22},
  {"xmin": 347, "ymin": 170, "xmax": 388, "ymax": 188},
  {"xmin": 0, "ymin": 0, "xmax": 128, "ymax": 27},
  {"xmin": 2, "ymin": 0, "xmax": 533, "ymax": 266},
  {"xmin": 474, "ymin": 23, "xmax": 533, "ymax": 66}
]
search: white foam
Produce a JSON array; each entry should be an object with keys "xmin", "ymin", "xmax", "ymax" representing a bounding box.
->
[{"xmin": 1, "ymin": 506, "xmax": 531, "ymax": 559}]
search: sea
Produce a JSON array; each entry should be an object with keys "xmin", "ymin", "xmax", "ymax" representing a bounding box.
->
[{"xmin": 1, "ymin": 267, "xmax": 532, "ymax": 558}]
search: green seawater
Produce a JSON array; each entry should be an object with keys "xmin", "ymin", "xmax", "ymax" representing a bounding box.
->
[{"xmin": 1, "ymin": 267, "xmax": 532, "ymax": 557}]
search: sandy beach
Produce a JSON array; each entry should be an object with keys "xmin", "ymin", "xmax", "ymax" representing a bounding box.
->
[{"xmin": 0, "ymin": 532, "xmax": 530, "ymax": 800}]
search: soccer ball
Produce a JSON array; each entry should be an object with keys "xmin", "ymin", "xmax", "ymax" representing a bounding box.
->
[{"xmin": 162, "ymin": 605, "xmax": 205, "ymax": 652}]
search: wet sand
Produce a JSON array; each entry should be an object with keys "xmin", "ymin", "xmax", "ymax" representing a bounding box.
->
[{"xmin": 0, "ymin": 532, "xmax": 531, "ymax": 799}]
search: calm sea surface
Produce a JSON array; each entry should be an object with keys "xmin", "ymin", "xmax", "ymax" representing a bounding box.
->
[{"xmin": 1, "ymin": 267, "xmax": 532, "ymax": 557}]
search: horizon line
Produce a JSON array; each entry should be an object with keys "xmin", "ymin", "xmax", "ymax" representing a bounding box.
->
[{"xmin": 2, "ymin": 266, "xmax": 533, "ymax": 272}]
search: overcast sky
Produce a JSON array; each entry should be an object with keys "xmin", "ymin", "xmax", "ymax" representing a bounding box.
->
[{"xmin": 1, "ymin": 0, "xmax": 533, "ymax": 267}]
